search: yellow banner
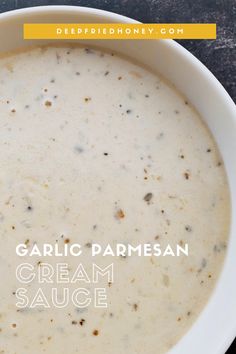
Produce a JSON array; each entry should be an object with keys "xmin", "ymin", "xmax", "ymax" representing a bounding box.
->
[{"xmin": 24, "ymin": 23, "xmax": 216, "ymax": 40}]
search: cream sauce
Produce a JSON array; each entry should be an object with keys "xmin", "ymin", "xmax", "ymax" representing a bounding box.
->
[{"xmin": 0, "ymin": 45, "xmax": 230, "ymax": 354}]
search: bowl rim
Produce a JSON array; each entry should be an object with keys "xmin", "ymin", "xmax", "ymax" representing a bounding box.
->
[
  {"xmin": 0, "ymin": 5, "xmax": 236, "ymax": 354},
  {"xmin": 0, "ymin": 4, "xmax": 235, "ymax": 111}
]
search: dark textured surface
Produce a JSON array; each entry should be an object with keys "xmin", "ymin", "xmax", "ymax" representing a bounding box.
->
[
  {"xmin": 0, "ymin": 0, "xmax": 235, "ymax": 352},
  {"xmin": 0, "ymin": 0, "xmax": 235, "ymax": 102}
]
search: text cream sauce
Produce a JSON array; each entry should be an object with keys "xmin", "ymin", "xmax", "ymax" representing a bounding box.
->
[{"xmin": 0, "ymin": 46, "xmax": 230, "ymax": 354}]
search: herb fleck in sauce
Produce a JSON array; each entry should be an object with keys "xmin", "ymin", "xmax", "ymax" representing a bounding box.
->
[{"xmin": 0, "ymin": 45, "xmax": 230, "ymax": 354}]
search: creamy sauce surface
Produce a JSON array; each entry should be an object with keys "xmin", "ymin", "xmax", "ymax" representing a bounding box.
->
[{"xmin": 0, "ymin": 45, "xmax": 230, "ymax": 354}]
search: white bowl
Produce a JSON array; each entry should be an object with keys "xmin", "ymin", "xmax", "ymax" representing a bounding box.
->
[{"xmin": 0, "ymin": 5, "xmax": 235, "ymax": 354}]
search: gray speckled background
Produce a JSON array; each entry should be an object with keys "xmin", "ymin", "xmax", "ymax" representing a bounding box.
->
[
  {"xmin": 0, "ymin": 0, "xmax": 235, "ymax": 352},
  {"xmin": 0, "ymin": 0, "xmax": 235, "ymax": 102}
]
